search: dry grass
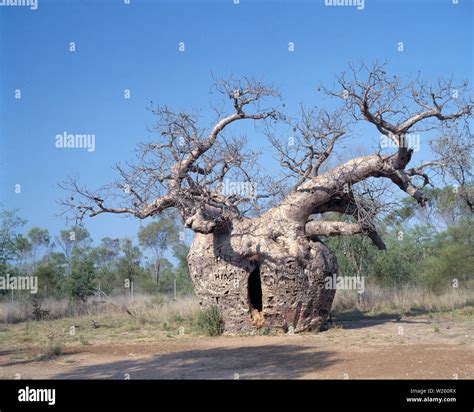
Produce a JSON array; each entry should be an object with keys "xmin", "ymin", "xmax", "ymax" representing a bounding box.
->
[
  {"xmin": 332, "ymin": 284, "xmax": 474, "ymax": 315},
  {"xmin": 0, "ymin": 294, "xmax": 202, "ymax": 356},
  {"xmin": 2, "ymin": 285, "xmax": 473, "ymax": 326},
  {"xmin": 0, "ymin": 294, "xmax": 200, "ymax": 325},
  {"xmin": 0, "ymin": 288, "xmax": 472, "ymax": 361}
]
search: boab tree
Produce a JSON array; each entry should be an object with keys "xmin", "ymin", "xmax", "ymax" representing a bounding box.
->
[{"xmin": 61, "ymin": 63, "xmax": 473, "ymax": 333}]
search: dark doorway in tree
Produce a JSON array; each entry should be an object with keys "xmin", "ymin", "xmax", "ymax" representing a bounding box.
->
[{"xmin": 248, "ymin": 265, "xmax": 263, "ymax": 312}]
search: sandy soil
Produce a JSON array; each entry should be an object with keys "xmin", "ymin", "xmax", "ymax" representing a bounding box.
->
[{"xmin": 1, "ymin": 313, "xmax": 472, "ymax": 379}]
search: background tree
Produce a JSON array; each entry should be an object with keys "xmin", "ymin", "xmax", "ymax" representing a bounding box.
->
[
  {"xmin": 26, "ymin": 227, "xmax": 50, "ymax": 271},
  {"xmin": 56, "ymin": 227, "xmax": 91, "ymax": 274},
  {"xmin": 69, "ymin": 250, "xmax": 96, "ymax": 302},
  {"xmin": 114, "ymin": 239, "xmax": 144, "ymax": 295},
  {"xmin": 33, "ymin": 252, "xmax": 68, "ymax": 298},
  {"xmin": 92, "ymin": 237, "xmax": 120, "ymax": 293},
  {"xmin": 418, "ymin": 219, "xmax": 474, "ymax": 292},
  {"xmin": 0, "ymin": 207, "xmax": 26, "ymax": 268},
  {"xmin": 172, "ymin": 243, "xmax": 194, "ymax": 296},
  {"xmin": 14, "ymin": 234, "xmax": 31, "ymax": 274},
  {"xmin": 138, "ymin": 215, "xmax": 179, "ymax": 286}
]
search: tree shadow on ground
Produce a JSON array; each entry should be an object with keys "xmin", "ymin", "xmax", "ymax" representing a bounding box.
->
[
  {"xmin": 52, "ymin": 345, "xmax": 338, "ymax": 379},
  {"xmin": 331, "ymin": 309, "xmax": 432, "ymax": 330},
  {"xmin": 0, "ymin": 349, "xmax": 83, "ymax": 367}
]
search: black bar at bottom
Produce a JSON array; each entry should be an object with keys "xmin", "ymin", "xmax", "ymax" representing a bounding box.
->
[{"xmin": 0, "ymin": 379, "xmax": 472, "ymax": 411}]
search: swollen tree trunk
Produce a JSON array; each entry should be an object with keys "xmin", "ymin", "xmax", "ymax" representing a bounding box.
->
[{"xmin": 187, "ymin": 208, "xmax": 338, "ymax": 333}]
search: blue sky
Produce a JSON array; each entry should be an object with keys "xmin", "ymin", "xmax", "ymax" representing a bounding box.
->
[{"xmin": 0, "ymin": 0, "xmax": 472, "ymax": 245}]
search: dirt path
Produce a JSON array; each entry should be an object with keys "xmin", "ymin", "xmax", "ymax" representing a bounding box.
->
[{"xmin": 1, "ymin": 314, "xmax": 473, "ymax": 379}]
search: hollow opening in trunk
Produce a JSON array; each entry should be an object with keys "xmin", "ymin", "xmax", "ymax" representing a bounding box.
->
[{"xmin": 248, "ymin": 265, "xmax": 263, "ymax": 312}]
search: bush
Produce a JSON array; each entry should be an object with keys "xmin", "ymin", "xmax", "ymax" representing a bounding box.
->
[
  {"xmin": 79, "ymin": 335, "xmax": 90, "ymax": 346},
  {"xmin": 69, "ymin": 253, "xmax": 97, "ymax": 301},
  {"xmin": 418, "ymin": 221, "xmax": 474, "ymax": 293},
  {"xmin": 45, "ymin": 343, "xmax": 62, "ymax": 358},
  {"xmin": 32, "ymin": 299, "xmax": 50, "ymax": 321},
  {"xmin": 196, "ymin": 305, "xmax": 224, "ymax": 336},
  {"xmin": 43, "ymin": 331, "xmax": 64, "ymax": 359}
]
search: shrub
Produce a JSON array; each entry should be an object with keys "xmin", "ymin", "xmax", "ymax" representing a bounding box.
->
[
  {"xmin": 196, "ymin": 305, "xmax": 224, "ymax": 336},
  {"xmin": 41, "ymin": 328, "xmax": 65, "ymax": 359},
  {"xmin": 79, "ymin": 335, "xmax": 90, "ymax": 346},
  {"xmin": 32, "ymin": 299, "xmax": 50, "ymax": 321},
  {"xmin": 45, "ymin": 343, "xmax": 63, "ymax": 358}
]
